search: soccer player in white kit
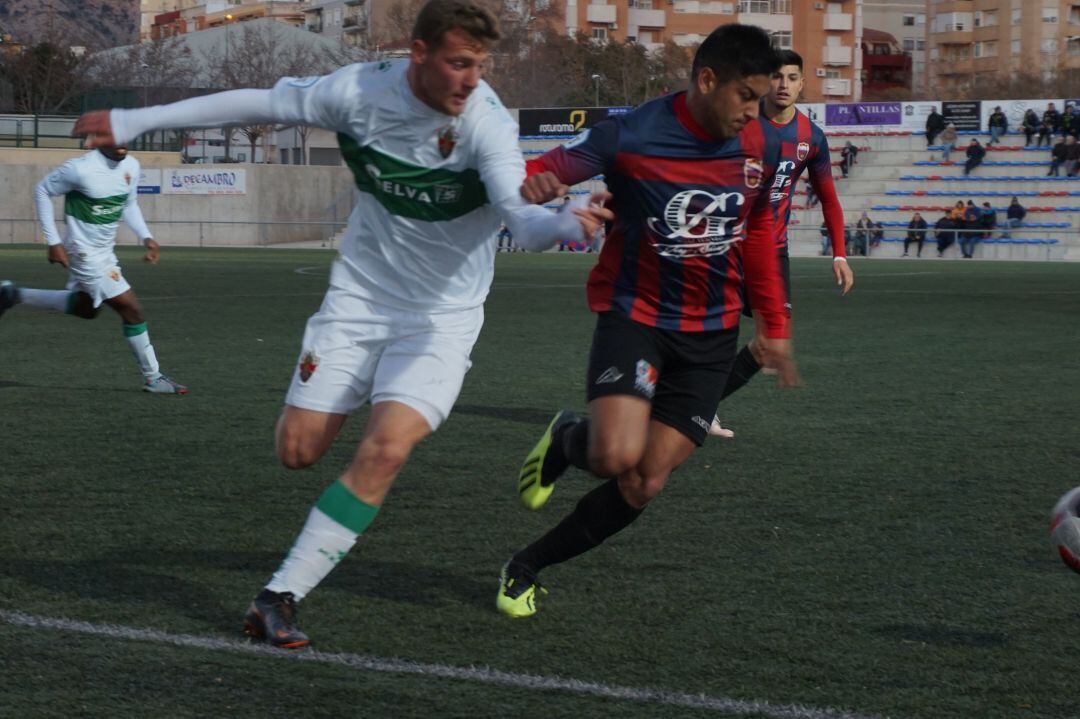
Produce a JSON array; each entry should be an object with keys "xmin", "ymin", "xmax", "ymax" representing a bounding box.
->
[
  {"xmin": 74, "ymin": 0, "xmax": 610, "ymax": 648},
  {"xmin": 0, "ymin": 145, "xmax": 187, "ymax": 394}
]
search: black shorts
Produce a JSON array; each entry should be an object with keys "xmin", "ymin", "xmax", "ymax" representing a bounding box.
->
[
  {"xmin": 586, "ymin": 312, "xmax": 739, "ymax": 446},
  {"xmin": 741, "ymin": 252, "xmax": 791, "ymax": 317}
]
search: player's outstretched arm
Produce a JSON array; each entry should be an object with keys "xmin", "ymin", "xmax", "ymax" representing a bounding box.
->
[{"xmin": 75, "ymin": 89, "xmax": 278, "ymax": 147}]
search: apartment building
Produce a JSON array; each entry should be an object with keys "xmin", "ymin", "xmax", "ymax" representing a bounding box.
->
[
  {"xmin": 561, "ymin": 0, "xmax": 863, "ymax": 101},
  {"xmin": 862, "ymin": 0, "xmax": 925, "ymax": 91},
  {"xmin": 150, "ymin": 1, "xmax": 307, "ymax": 41},
  {"xmin": 926, "ymin": 0, "xmax": 1080, "ymax": 95},
  {"xmin": 303, "ymin": 0, "xmax": 405, "ymax": 49}
]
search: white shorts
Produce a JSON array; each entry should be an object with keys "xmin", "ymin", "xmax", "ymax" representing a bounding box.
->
[
  {"xmin": 285, "ymin": 287, "xmax": 484, "ymax": 431},
  {"xmin": 66, "ymin": 250, "xmax": 130, "ymax": 308}
]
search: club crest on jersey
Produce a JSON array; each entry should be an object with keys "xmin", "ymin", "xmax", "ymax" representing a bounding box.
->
[
  {"xmin": 634, "ymin": 359, "xmax": 658, "ymax": 399},
  {"xmin": 743, "ymin": 158, "xmax": 764, "ymax": 189},
  {"xmin": 646, "ymin": 189, "xmax": 745, "ymax": 257},
  {"xmin": 437, "ymin": 125, "xmax": 458, "ymax": 158},
  {"xmin": 124, "ymin": 172, "xmax": 132, "ymax": 186},
  {"xmin": 796, "ymin": 141, "xmax": 810, "ymax": 162},
  {"xmin": 298, "ymin": 350, "xmax": 319, "ymax": 383}
]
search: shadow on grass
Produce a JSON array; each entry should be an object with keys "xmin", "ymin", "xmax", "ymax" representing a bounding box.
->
[
  {"xmin": 875, "ymin": 623, "xmax": 1009, "ymax": 648},
  {"xmin": 1, "ymin": 550, "xmax": 491, "ymax": 629}
]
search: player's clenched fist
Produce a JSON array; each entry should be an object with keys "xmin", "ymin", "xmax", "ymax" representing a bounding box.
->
[{"xmin": 521, "ymin": 171, "xmax": 569, "ymax": 205}]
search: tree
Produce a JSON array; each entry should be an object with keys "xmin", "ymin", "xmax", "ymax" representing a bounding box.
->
[
  {"xmin": 200, "ymin": 21, "xmax": 361, "ymax": 163},
  {"xmin": 0, "ymin": 40, "xmax": 86, "ymax": 114}
]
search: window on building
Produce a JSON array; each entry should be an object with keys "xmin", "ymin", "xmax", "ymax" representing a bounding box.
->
[
  {"xmin": 973, "ymin": 42, "xmax": 982, "ymax": 58},
  {"xmin": 983, "ymin": 41, "xmax": 997, "ymax": 57},
  {"xmin": 771, "ymin": 0, "xmax": 791, "ymax": 13},
  {"xmin": 825, "ymin": 69, "xmax": 841, "ymax": 79},
  {"xmin": 738, "ymin": 0, "xmax": 770, "ymax": 13},
  {"xmin": 903, "ymin": 14, "xmax": 915, "ymax": 26},
  {"xmin": 974, "ymin": 11, "xmax": 982, "ymax": 27},
  {"xmin": 916, "ymin": 38, "xmax": 925, "ymax": 50},
  {"xmin": 903, "ymin": 37, "xmax": 915, "ymax": 52},
  {"xmin": 984, "ymin": 11, "xmax": 997, "ymax": 26},
  {"xmin": 1012, "ymin": 7, "xmax": 1020, "ymax": 24},
  {"xmin": 1069, "ymin": 38, "xmax": 1080, "ymax": 56},
  {"xmin": 1011, "ymin": 38, "xmax": 1020, "ymax": 55},
  {"xmin": 770, "ymin": 30, "xmax": 792, "ymax": 49},
  {"xmin": 1043, "ymin": 8, "xmax": 1058, "ymax": 23},
  {"xmin": 592, "ymin": 27, "xmax": 607, "ymax": 40},
  {"xmin": 1042, "ymin": 38, "xmax": 1058, "ymax": 53}
]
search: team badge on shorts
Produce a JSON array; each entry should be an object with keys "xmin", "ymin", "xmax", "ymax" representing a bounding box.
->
[
  {"xmin": 634, "ymin": 359, "xmax": 658, "ymax": 399},
  {"xmin": 298, "ymin": 350, "xmax": 319, "ymax": 383},
  {"xmin": 797, "ymin": 141, "xmax": 810, "ymax": 162},
  {"xmin": 743, "ymin": 158, "xmax": 763, "ymax": 189},
  {"xmin": 108, "ymin": 268, "xmax": 121, "ymax": 282},
  {"xmin": 437, "ymin": 125, "xmax": 458, "ymax": 158}
]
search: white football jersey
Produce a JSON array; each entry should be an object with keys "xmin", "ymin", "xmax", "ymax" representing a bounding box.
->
[
  {"xmin": 36, "ymin": 150, "xmax": 142, "ymax": 261},
  {"xmin": 267, "ymin": 60, "xmax": 527, "ymax": 313}
]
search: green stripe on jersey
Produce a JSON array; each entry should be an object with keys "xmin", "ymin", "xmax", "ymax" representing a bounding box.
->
[
  {"xmin": 64, "ymin": 191, "xmax": 127, "ymax": 224},
  {"xmin": 338, "ymin": 134, "xmax": 488, "ymax": 222},
  {"xmin": 315, "ymin": 479, "xmax": 379, "ymax": 534}
]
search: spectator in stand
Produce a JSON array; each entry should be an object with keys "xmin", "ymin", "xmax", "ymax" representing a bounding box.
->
[
  {"xmin": 939, "ymin": 123, "xmax": 958, "ymax": 162},
  {"xmin": 1060, "ymin": 105, "xmax": 1076, "ymax": 141},
  {"xmin": 1039, "ymin": 103, "xmax": 1060, "ymax": 146},
  {"xmin": 1022, "ymin": 109, "xmax": 1041, "ymax": 147},
  {"xmin": 963, "ymin": 138, "xmax": 986, "ymax": 176},
  {"xmin": 960, "ymin": 200, "xmax": 981, "ymax": 258},
  {"xmin": 871, "ymin": 221, "xmax": 884, "ymax": 251},
  {"xmin": 1065, "ymin": 136, "xmax": 1080, "ymax": 177},
  {"xmin": 979, "ymin": 202, "xmax": 997, "ymax": 239},
  {"xmin": 948, "ymin": 200, "xmax": 966, "ymax": 223},
  {"xmin": 987, "ymin": 106, "xmax": 1008, "ymax": 145},
  {"xmin": 852, "ymin": 211, "xmax": 873, "ymax": 256},
  {"xmin": 925, "ymin": 106, "xmax": 945, "ymax": 149},
  {"xmin": 820, "ymin": 221, "xmax": 830, "ymax": 256},
  {"xmin": 935, "ymin": 213, "xmax": 957, "ymax": 257},
  {"xmin": 840, "ymin": 141, "xmax": 858, "ymax": 178},
  {"xmin": 1068, "ymin": 104, "xmax": 1080, "ymax": 139},
  {"xmin": 1001, "ymin": 196, "xmax": 1026, "ymax": 239},
  {"xmin": 1049, "ymin": 136, "xmax": 1068, "ymax": 176},
  {"xmin": 905, "ymin": 212, "xmax": 927, "ymax": 257}
]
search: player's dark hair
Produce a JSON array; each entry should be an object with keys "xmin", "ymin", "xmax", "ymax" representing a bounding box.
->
[
  {"xmin": 691, "ymin": 24, "xmax": 780, "ymax": 84},
  {"xmin": 776, "ymin": 50, "xmax": 803, "ymax": 72},
  {"xmin": 412, "ymin": 0, "xmax": 501, "ymax": 49}
]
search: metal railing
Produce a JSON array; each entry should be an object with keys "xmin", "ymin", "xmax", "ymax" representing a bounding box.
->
[{"xmin": 0, "ymin": 218, "xmax": 348, "ymax": 249}]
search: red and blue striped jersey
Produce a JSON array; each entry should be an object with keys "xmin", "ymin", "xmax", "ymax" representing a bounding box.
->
[
  {"xmin": 527, "ymin": 92, "xmax": 789, "ymax": 337},
  {"xmin": 762, "ymin": 109, "xmax": 846, "ymax": 257}
]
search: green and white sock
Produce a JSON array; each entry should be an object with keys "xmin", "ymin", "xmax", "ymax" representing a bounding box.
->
[
  {"xmin": 20, "ymin": 288, "xmax": 75, "ymax": 313},
  {"xmin": 266, "ymin": 479, "xmax": 380, "ymax": 600},
  {"xmin": 124, "ymin": 322, "xmax": 161, "ymax": 381}
]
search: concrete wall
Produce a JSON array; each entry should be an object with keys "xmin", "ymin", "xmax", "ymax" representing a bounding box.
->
[{"xmin": 0, "ymin": 148, "xmax": 356, "ymax": 247}]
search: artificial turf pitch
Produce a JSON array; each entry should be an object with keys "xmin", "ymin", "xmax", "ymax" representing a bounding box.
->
[{"xmin": 1, "ymin": 246, "xmax": 1077, "ymax": 718}]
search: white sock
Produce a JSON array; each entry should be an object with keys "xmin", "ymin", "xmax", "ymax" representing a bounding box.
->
[
  {"xmin": 20, "ymin": 288, "xmax": 71, "ymax": 312},
  {"xmin": 124, "ymin": 323, "xmax": 161, "ymax": 380},
  {"xmin": 266, "ymin": 507, "xmax": 359, "ymax": 600}
]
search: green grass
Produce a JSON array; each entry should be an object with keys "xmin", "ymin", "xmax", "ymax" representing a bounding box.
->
[{"xmin": 1, "ymin": 246, "xmax": 1078, "ymax": 718}]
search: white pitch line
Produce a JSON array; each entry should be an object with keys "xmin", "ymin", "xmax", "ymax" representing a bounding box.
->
[{"xmin": 0, "ymin": 610, "xmax": 883, "ymax": 719}]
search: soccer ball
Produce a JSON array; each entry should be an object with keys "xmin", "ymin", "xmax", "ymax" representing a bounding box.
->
[{"xmin": 1050, "ymin": 486, "xmax": 1080, "ymax": 574}]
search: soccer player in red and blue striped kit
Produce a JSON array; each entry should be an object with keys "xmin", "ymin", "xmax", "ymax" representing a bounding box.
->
[
  {"xmin": 709, "ymin": 49, "xmax": 853, "ymax": 438},
  {"xmin": 498, "ymin": 25, "xmax": 803, "ymax": 618}
]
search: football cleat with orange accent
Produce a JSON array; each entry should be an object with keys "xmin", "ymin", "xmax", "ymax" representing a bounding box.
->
[{"xmin": 243, "ymin": 589, "xmax": 310, "ymax": 649}]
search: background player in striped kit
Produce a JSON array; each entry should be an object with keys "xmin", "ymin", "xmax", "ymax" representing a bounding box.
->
[
  {"xmin": 500, "ymin": 25, "xmax": 799, "ymax": 618},
  {"xmin": 0, "ymin": 145, "xmax": 187, "ymax": 395},
  {"xmin": 709, "ymin": 50, "xmax": 852, "ymax": 438}
]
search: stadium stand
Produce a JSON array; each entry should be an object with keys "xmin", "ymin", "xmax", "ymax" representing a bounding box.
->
[{"xmin": 520, "ymin": 128, "xmax": 1079, "ymax": 261}]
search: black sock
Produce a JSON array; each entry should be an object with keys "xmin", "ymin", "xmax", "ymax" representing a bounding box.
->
[
  {"xmin": 719, "ymin": 345, "xmax": 762, "ymax": 401},
  {"xmin": 556, "ymin": 418, "xmax": 591, "ymax": 472},
  {"xmin": 512, "ymin": 479, "xmax": 643, "ymax": 575}
]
